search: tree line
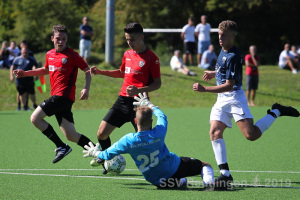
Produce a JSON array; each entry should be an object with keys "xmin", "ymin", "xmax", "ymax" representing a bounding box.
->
[{"xmin": 1, "ymin": 0, "xmax": 300, "ymax": 65}]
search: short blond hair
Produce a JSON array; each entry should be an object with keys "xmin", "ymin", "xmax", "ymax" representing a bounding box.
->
[
  {"xmin": 218, "ymin": 20, "xmax": 237, "ymax": 36},
  {"xmin": 134, "ymin": 106, "xmax": 153, "ymax": 127}
]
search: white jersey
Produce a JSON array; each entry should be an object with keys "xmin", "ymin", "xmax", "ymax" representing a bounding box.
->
[
  {"xmin": 182, "ymin": 24, "xmax": 195, "ymax": 42},
  {"xmin": 195, "ymin": 23, "xmax": 211, "ymax": 41},
  {"xmin": 170, "ymin": 55, "xmax": 183, "ymax": 70}
]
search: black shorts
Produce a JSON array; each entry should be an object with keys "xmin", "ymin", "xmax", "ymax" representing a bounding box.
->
[
  {"xmin": 103, "ymin": 96, "xmax": 137, "ymax": 130},
  {"xmin": 16, "ymin": 81, "xmax": 35, "ymax": 95},
  {"xmin": 157, "ymin": 157, "xmax": 203, "ymax": 188},
  {"xmin": 40, "ymin": 95, "xmax": 74, "ymax": 125},
  {"xmin": 246, "ymin": 75, "xmax": 259, "ymax": 90},
  {"xmin": 184, "ymin": 42, "xmax": 196, "ymax": 55}
]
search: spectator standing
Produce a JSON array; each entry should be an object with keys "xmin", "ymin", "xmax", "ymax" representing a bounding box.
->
[
  {"xmin": 8, "ymin": 41, "xmax": 20, "ymax": 65},
  {"xmin": 195, "ymin": 15, "xmax": 211, "ymax": 67},
  {"xmin": 79, "ymin": 16, "xmax": 94, "ymax": 64},
  {"xmin": 245, "ymin": 45, "xmax": 260, "ymax": 107},
  {"xmin": 278, "ymin": 43, "xmax": 298, "ymax": 74},
  {"xmin": 200, "ymin": 44, "xmax": 217, "ymax": 70},
  {"xmin": 170, "ymin": 50, "xmax": 197, "ymax": 76},
  {"xmin": 10, "ymin": 47, "xmax": 38, "ymax": 110},
  {"xmin": 181, "ymin": 17, "xmax": 196, "ymax": 66}
]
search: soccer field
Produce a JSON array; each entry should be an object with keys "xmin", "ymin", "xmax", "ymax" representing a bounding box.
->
[{"xmin": 1, "ymin": 108, "xmax": 299, "ymax": 199}]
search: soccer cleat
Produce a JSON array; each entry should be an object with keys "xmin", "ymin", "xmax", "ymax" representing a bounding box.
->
[
  {"xmin": 179, "ymin": 178, "xmax": 188, "ymax": 189},
  {"xmin": 53, "ymin": 144, "xmax": 72, "ymax": 163},
  {"xmin": 204, "ymin": 183, "xmax": 215, "ymax": 191},
  {"xmin": 214, "ymin": 174, "xmax": 233, "ymax": 190},
  {"xmin": 90, "ymin": 158, "xmax": 104, "ymax": 167},
  {"xmin": 269, "ymin": 103, "xmax": 300, "ymax": 117}
]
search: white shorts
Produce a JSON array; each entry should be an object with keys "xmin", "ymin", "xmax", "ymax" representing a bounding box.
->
[
  {"xmin": 79, "ymin": 39, "xmax": 92, "ymax": 58},
  {"xmin": 210, "ymin": 90, "xmax": 253, "ymax": 128}
]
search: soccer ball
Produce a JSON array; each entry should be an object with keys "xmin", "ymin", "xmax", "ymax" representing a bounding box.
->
[{"xmin": 104, "ymin": 155, "xmax": 126, "ymax": 175}]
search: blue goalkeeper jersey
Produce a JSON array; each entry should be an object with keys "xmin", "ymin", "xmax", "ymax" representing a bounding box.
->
[{"xmin": 97, "ymin": 107, "xmax": 181, "ymax": 186}]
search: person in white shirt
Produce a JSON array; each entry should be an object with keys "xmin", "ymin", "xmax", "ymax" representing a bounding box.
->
[
  {"xmin": 200, "ymin": 44, "xmax": 217, "ymax": 70},
  {"xmin": 195, "ymin": 15, "xmax": 211, "ymax": 67},
  {"xmin": 181, "ymin": 17, "xmax": 196, "ymax": 66},
  {"xmin": 278, "ymin": 43, "xmax": 299, "ymax": 74},
  {"xmin": 170, "ymin": 50, "xmax": 196, "ymax": 76}
]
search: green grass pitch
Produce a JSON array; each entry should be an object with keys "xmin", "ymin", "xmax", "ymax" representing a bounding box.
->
[{"xmin": 0, "ymin": 107, "xmax": 299, "ymax": 199}]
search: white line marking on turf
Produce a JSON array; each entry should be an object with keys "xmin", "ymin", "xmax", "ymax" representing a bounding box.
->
[
  {"xmin": 0, "ymin": 171, "xmax": 145, "ymax": 181},
  {"xmin": 0, "ymin": 169, "xmax": 299, "ymax": 173},
  {"xmin": 1, "ymin": 170, "xmax": 299, "ymax": 189}
]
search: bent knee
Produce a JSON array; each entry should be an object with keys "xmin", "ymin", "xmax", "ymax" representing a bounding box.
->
[
  {"xmin": 30, "ymin": 114, "xmax": 38, "ymax": 125},
  {"xmin": 97, "ymin": 131, "xmax": 108, "ymax": 140},
  {"xmin": 244, "ymin": 131, "xmax": 259, "ymax": 141}
]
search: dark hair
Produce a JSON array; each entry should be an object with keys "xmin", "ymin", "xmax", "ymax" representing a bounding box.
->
[
  {"xmin": 52, "ymin": 24, "xmax": 68, "ymax": 35},
  {"xmin": 124, "ymin": 22, "xmax": 143, "ymax": 34},
  {"xmin": 188, "ymin": 17, "xmax": 195, "ymax": 22}
]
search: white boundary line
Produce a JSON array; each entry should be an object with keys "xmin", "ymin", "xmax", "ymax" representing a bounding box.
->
[
  {"xmin": 0, "ymin": 169, "xmax": 299, "ymax": 173},
  {"xmin": 1, "ymin": 169, "xmax": 299, "ymax": 189}
]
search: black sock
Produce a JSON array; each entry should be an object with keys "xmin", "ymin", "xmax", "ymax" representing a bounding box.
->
[
  {"xmin": 218, "ymin": 163, "xmax": 230, "ymax": 171},
  {"xmin": 42, "ymin": 124, "xmax": 64, "ymax": 147},
  {"xmin": 98, "ymin": 137, "xmax": 111, "ymax": 150},
  {"xmin": 18, "ymin": 102, "xmax": 21, "ymax": 109},
  {"xmin": 77, "ymin": 134, "xmax": 95, "ymax": 149}
]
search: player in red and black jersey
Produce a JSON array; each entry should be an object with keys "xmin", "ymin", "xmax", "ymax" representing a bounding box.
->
[
  {"xmin": 87, "ymin": 22, "xmax": 161, "ymax": 173},
  {"xmin": 13, "ymin": 24, "xmax": 95, "ymax": 164}
]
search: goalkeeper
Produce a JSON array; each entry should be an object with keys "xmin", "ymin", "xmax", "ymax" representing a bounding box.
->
[{"xmin": 83, "ymin": 93, "xmax": 214, "ymax": 189}]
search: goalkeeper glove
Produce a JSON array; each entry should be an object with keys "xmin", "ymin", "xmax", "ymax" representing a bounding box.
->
[
  {"xmin": 83, "ymin": 142, "xmax": 101, "ymax": 158},
  {"xmin": 133, "ymin": 92, "xmax": 156, "ymax": 109}
]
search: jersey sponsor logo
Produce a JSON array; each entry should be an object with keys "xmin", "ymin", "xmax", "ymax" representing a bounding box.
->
[
  {"xmin": 125, "ymin": 66, "xmax": 144, "ymax": 75},
  {"xmin": 125, "ymin": 67, "xmax": 131, "ymax": 74},
  {"xmin": 126, "ymin": 58, "xmax": 131, "ymax": 61},
  {"xmin": 49, "ymin": 65, "xmax": 66, "ymax": 72},
  {"xmin": 62, "ymin": 58, "xmax": 68, "ymax": 64},
  {"xmin": 49, "ymin": 57, "xmax": 54, "ymax": 60},
  {"xmin": 139, "ymin": 60, "xmax": 145, "ymax": 67},
  {"xmin": 49, "ymin": 65, "xmax": 55, "ymax": 71}
]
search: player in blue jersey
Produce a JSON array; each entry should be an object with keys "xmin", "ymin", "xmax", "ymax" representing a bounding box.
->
[
  {"xmin": 83, "ymin": 93, "xmax": 214, "ymax": 189},
  {"xmin": 193, "ymin": 20, "xmax": 300, "ymax": 189}
]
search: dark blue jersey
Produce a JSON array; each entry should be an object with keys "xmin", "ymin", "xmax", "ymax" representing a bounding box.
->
[
  {"xmin": 12, "ymin": 56, "xmax": 38, "ymax": 84},
  {"xmin": 80, "ymin": 24, "xmax": 93, "ymax": 40},
  {"xmin": 215, "ymin": 46, "xmax": 243, "ymax": 91}
]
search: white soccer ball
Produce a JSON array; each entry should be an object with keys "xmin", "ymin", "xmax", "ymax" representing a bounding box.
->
[{"xmin": 104, "ymin": 155, "xmax": 126, "ymax": 175}]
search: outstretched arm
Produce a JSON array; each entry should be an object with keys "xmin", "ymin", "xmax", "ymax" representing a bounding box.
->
[
  {"xmin": 13, "ymin": 67, "xmax": 49, "ymax": 78},
  {"xmin": 86, "ymin": 66, "xmax": 124, "ymax": 78}
]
